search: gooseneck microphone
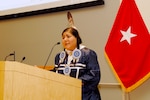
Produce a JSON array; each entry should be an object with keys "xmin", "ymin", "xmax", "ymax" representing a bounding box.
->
[
  {"xmin": 4, "ymin": 51, "xmax": 15, "ymax": 61},
  {"xmin": 44, "ymin": 42, "xmax": 60, "ymax": 68},
  {"xmin": 21, "ymin": 57, "xmax": 26, "ymax": 63}
]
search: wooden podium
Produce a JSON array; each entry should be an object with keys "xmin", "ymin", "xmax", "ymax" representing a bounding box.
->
[{"xmin": 0, "ymin": 61, "xmax": 81, "ymax": 100}]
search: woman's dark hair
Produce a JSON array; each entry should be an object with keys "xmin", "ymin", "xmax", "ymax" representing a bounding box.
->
[{"xmin": 62, "ymin": 27, "xmax": 82, "ymax": 49}]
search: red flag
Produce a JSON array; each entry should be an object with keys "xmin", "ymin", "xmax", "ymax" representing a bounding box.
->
[{"xmin": 105, "ymin": 0, "xmax": 150, "ymax": 92}]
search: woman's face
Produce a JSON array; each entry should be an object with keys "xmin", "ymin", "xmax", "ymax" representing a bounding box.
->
[{"xmin": 62, "ymin": 31, "xmax": 77, "ymax": 51}]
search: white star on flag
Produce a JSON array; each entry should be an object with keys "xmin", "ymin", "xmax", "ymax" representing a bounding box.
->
[{"xmin": 120, "ymin": 26, "xmax": 137, "ymax": 45}]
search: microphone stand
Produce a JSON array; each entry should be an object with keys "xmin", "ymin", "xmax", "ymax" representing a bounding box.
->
[{"xmin": 43, "ymin": 42, "xmax": 60, "ymax": 69}]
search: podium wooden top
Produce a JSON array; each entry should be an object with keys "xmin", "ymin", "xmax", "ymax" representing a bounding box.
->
[{"xmin": 0, "ymin": 61, "xmax": 81, "ymax": 87}]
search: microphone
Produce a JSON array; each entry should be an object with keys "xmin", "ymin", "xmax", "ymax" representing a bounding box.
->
[
  {"xmin": 21, "ymin": 57, "xmax": 26, "ymax": 63},
  {"xmin": 4, "ymin": 51, "xmax": 15, "ymax": 61},
  {"xmin": 44, "ymin": 42, "xmax": 60, "ymax": 68}
]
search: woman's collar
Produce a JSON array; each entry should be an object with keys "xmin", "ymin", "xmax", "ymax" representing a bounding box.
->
[
  {"xmin": 65, "ymin": 44, "xmax": 85, "ymax": 54},
  {"xmin": 79, "ymin": 44, "xmax": 85, "ymax": 49},
  {"xmin": 65, "ymin": 44, "xmax": 85, "ymax": 51}
]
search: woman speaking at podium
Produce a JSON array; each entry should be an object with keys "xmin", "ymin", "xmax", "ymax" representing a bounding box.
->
[{"xmin": 54, "ymin": 27, "xmax": 101, "ymax": 100}]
